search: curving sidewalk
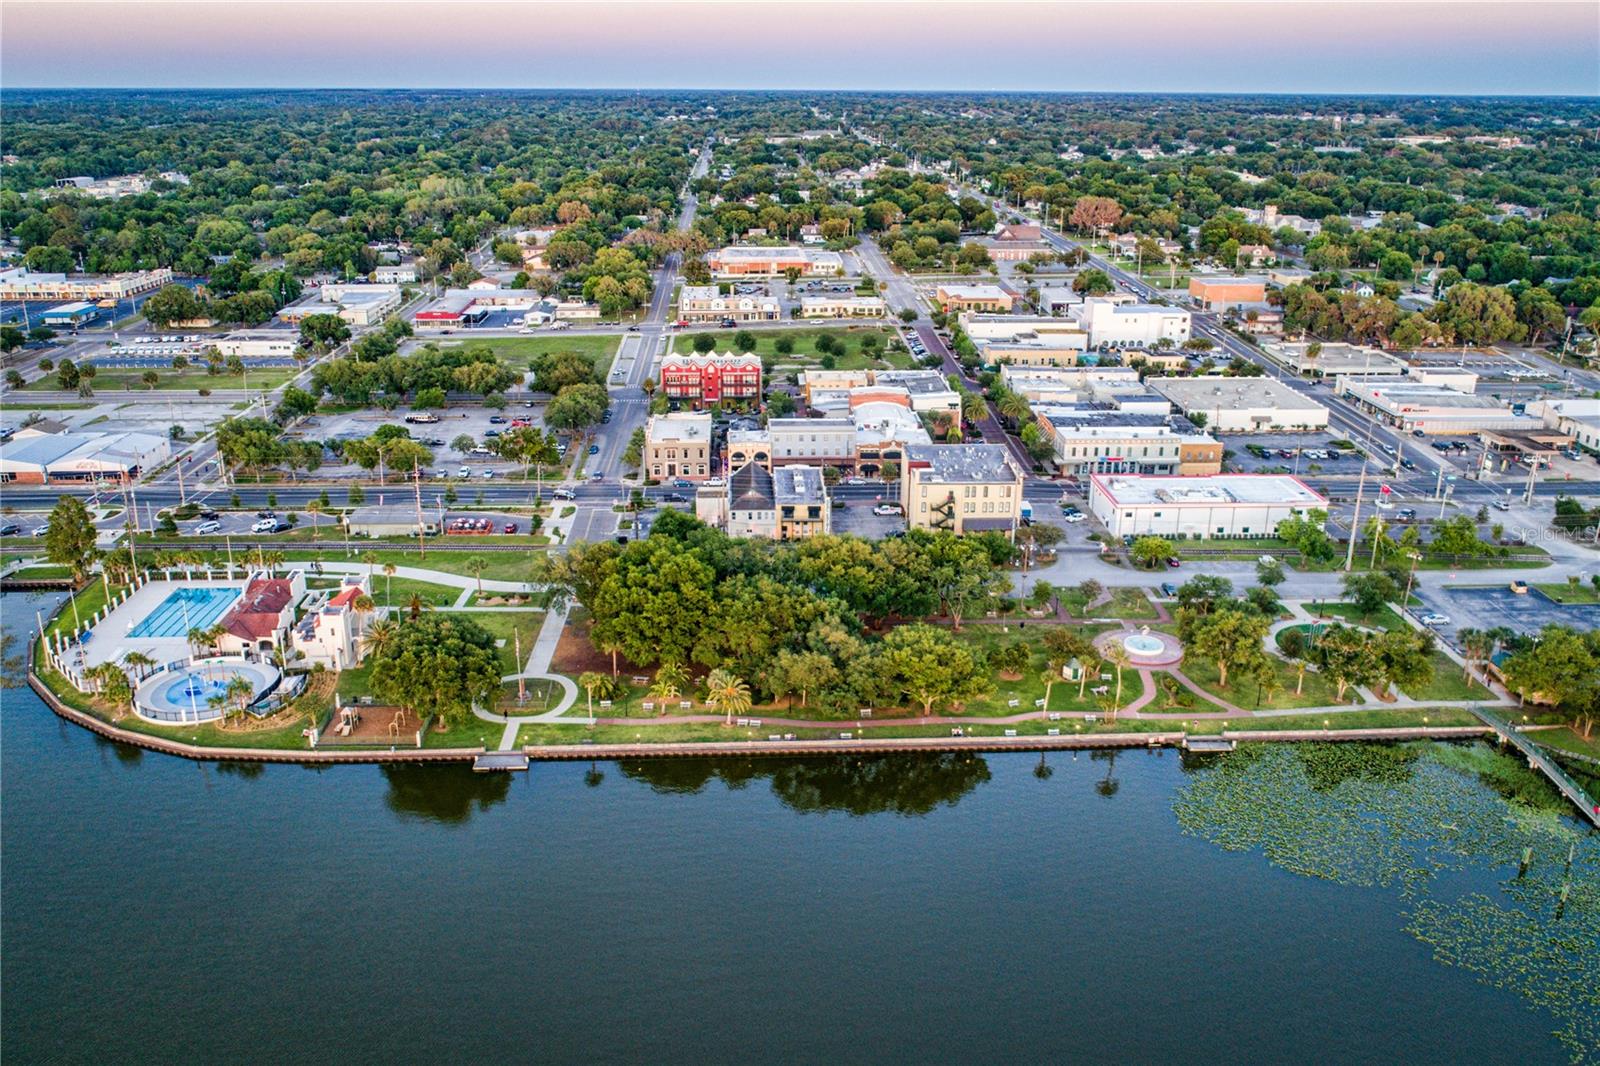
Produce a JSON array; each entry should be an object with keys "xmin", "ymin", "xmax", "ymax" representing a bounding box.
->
[{"xmin": 471, "ymin": 604, "xmax": 579, "ymax": 748}]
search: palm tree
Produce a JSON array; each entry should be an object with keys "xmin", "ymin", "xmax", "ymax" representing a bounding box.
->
[
  {"xmin": 224, "ymin": 675, "xmax": 255, "ymax": 722},
  {"xmin": 382, "ymin": 562, "xmax": 397, "ymax": 608},
  {"xmin": 998, "ymin": 391, "xmax": 1031, "ymax": 426},
  {"xmin": 577, "ymin": 671, "xmax": 609, "ymax": 717},
  {"xmin": 1078, "ymin": 654, "xmax": 1100, "ymax": 700},
  {"xmin": 704, "ymin": 668, "xmax": 752, "ymax": 726},
  {"xmin": 352, "ymin": 593, "xmax": 376, "ymax": 625},
  {"xmin": 596, "ymin": 635, "xmax": 623, "ymax": 677},
  {"xmin": 406, "ymin": 593, "xmax": 428, "ymax": 619},
  {"xmin": 361, "ymin": 551, "xmax": 378, "ymax": 585},
  {"xmin": 362, "ymin": 617, "xmax": 400, "ymax": 661},
  {"xmin": 85, "ymin": 662, "xmax": 132, "ymax": 709},
  {"xmin": 1459, "ymin": 628, "xmax": 1495, "ymax": 688},
  {"xmin": 1092, "ymin": 748, "xmax": 1120, "ymax": 798},
  {"xmin": 306, "ymin": 498, "xmax": 323, "ymax": 539},
  {"xmin": 122, "ymin": 651, "xmax": 156, "ymax": 681},
  {"xmin": 463, "ymin": 555, "xmax": 489, "ymax": 597},
  {"xmin": 1039, "ymin": 663, "xmax": 1059, "ymax": 714},
  {"xmin": 1105, "ymin": 645, "xmax": 1130, "ymax": 710},
  {"xmin": 185, "ymin": 626, "xmax": 208, "ymax": 660}
]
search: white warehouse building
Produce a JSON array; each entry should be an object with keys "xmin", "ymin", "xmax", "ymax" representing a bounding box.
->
[
  {"xmin": 1071, "ymin": 298, "xmax": 1192, "ymax": 349},
  {"xmin": 1089, "ymin": 473, "xmax": 1327, "ymax": 539}
]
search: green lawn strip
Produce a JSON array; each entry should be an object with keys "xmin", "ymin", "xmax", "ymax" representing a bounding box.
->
[
  {"xmin": 0, "ymin": 401, "xmax": 96, "ymax": 410},
  {"xmin": 373, "ymin": 576, "xmax": 462, "ymax": 609},
  {"xmin": 514, "ymin": 705, "xmax": 1489, "ymax": 746},
  {"xmin": 8, "ymin": 564, "xmax": 72, "ymax": 579},
  {"xmin": 1054, "ymin": 586, "xmax": 1156, "ymax": 620},
  {"xmin": 438, "ymin": 609, "xmax": 544, "ymax": 673},
  {"xmin": 45, "ymin": 578, "xmax": 126, "ymax": 640},
  {"xmin": 1181, "ymin": 648, "xmax": 1360, "ymax": 710},
  {"xmin": 1397, "ymin": 650, "xmax": 1486, "ymax": 702},
  {"xmin": 419, "ymin": 717, "xmax": 504, "ymax": 750},
  {"xmin": 1305, "ymin": 601, "xmax": 1406, "ymax": 631},
  {"xmin": 275, "ymin": 548, "xmax": 538, "ymax": 584},
  {"xmin": 672, "ymin": 325, "xmax": 895, "ymax": 360},
  {"xmin": 1531, "ymin": 726, "xmax": 1600, "ymax": 761},
  {"xmin": 443, "ymin": 333, "xmax": 620, "ymax": 368},
  {"xmin": 26, "ymin": 368, "xmax": 299, "ymax": 392},
  {"xmin": 1532, "ymin": 582, "xmax": 1600, "ymax": 604},
  {"xmin": 945, "ymin": 622, "xmax": 1124, "ymax": 716}
]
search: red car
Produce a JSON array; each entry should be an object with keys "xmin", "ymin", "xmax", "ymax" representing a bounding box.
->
[
  {"xmin": 1166, "ymin": 557, "xmax": 1181, "ymax": 568},
  {"xmin": 504, "ymin": 522, "xmax": 518, "ymax": 534}
]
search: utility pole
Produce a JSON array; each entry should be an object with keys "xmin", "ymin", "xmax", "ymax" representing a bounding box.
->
[
  {"xmin": 1523, "ymin": 455, "xmax": 1541, "ymax": 505},
  {"xmin": 412, "ymin": 458, "xmax": 427, "ymax": 559},
  {"xmin": 1344, "ymin": 457, "xmax": 1369, "ymax": 573}
]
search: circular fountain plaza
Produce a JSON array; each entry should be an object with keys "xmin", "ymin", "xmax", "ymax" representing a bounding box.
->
[
  {"xmin": 133, "ymin": 658, "xmax": 280, "ymax": 724},
  {"xmin": 1093, "ymin": 626, "xmax": 1184, "ymax": 668}
]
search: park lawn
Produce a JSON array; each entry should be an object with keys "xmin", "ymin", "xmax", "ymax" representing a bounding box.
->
[
  {"xmin": 9, "ymin": 564, "xmax": 72, "ymax": 579},
  {"xmin": 1307, "ymin": 601, "xmax": 1406, "ymax": 631},
  {"xmin": 277, "ymin": 548, "xmax": 540, "ymax": 584},
  {"xmin": 1532, "ymin": 726, "xmax": 1600, "ymax": 761},
  {"xmin": 1054, "ymin": 585, "xmax": 1156, "ymax": 619},
  {"xmin": 443, "ymin": 334, "xmax": 619, "ymax": 372},
  {"xmin": 46, "ymin": 577, "xmax": 126, "ymax": 640},
  {"xmin": 512, "ymin": 705, "xmax": 1491, "ymax": 747},
  {"xmin": 947, "ymin": 622, "xmax": 1125, "ymax": 717},
  {"xmin": 1533, "ymin": 582, "xmax": 1600, "ymax": 604},
  {"xmin": 1397, "ymin": 650, "xmax": 1485, "ymax": 702},
  {"xmin": 419, "ymin": 716, "xmax": 505, "ymax": 750},
  {"xmin": 335, "ymin": 663, "xmax": 375, "ymax": 701},
  {"xmin": 673, "ymin": 325, "xmax": 895, "ymax": 359},
  {"xmin": 439, "ymin": 610, "xmax": 544, "ymax": 673},
  {"xmin": 373, "ymin": 576, "xmax": 462, "ymax": 609},
  {"xmin": 1183, "ymin": 650, "xmax": 1360, "ymax": 711},
  {"xmin": 25, "ymin": 367, "xmax": 300, "ymax": 392}
]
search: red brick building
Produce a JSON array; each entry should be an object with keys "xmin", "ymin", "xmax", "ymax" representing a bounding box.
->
[{"xmin": 660, "ymin": 353, "xmax": 762, "ymax": 406}]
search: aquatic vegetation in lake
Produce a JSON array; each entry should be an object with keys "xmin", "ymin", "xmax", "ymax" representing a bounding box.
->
[{"xmin": 1174, "ymin": 742, "xmax": 1600, "ymax": 1063}]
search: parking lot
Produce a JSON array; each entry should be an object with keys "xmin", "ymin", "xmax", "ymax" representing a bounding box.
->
[
  {"xmin": 286, "ymin": 402, "xmax": 562, "ymax": 477},
  {"xmin": 829, "ymin": 499, "xmax": 905, "ymax": 538},
  {"xmin": 1223, "ymin": 432, "xmax": 1366, "ymax": 475},
  {"xmin": 1422, "ymin": 583, "xmax": 1600, "ymax": 644}
]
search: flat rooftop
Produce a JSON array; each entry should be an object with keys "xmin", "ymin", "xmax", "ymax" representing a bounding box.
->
[
  {"xmin": 905, "ymin": 443, "xmax": 1019, "ymax": 483},
  {"xmin": 1094, "ymin": 473, "xmax": 1326, "ymax": 507},
  {"xmin": 873, "ymin": 370, "xmax": 956, "ymax": 395},
  {"xmin": 647, "ymin": 412, "xmax": 712, "ymax": 443},
  {"xmin": 1151, "ymin": 377, "xmax": 1329, "ymax": 412}
]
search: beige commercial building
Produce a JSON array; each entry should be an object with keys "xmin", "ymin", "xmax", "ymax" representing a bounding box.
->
[
  {"xmin": 643, "ymin": 412, "xmax": 713, "ymax": 481},
  {"xmin": 799, "ymin": 295, "xmax": 886, "ymax": 318},
  {"xmin": 1089, "ymin": 473, "xmax": 1327, "ymax": 539},
  {"xmin": 679, "ymin": 285, "xmax": 780, "ymax": 323},
  {"xmin": 900, "ymin": 444, "xmax": 1025, "ymax": 535}
]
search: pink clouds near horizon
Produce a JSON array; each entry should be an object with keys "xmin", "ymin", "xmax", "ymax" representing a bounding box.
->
[{"xmin": 2, "ymin": 1, "xmax": 1595, "ymax": 94}]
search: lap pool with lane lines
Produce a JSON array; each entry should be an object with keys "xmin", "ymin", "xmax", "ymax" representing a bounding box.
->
[{"xmin": 127, "ymin": 587, "xmax": 241, "ymax": 639}]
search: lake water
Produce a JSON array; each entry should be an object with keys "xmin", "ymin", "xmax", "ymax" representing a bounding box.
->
[{"xmin": 1, "ymin": 594, "xmax": 1589, "ymax": 1063}]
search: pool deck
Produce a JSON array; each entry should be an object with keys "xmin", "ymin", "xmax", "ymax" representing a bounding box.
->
[{"xmin": 78, "ymin": 577, "xmax": 245, "ymax": 672}]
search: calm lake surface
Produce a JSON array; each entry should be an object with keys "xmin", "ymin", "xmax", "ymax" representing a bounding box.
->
[{"xmin": 0, "ymin": 594, "xmax": 1586, "ymax": 1064}]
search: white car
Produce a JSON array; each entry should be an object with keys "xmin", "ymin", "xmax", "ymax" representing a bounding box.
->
[
  {"xmin": 872, "ymin": 504, "xmax": 901, "ymax": 517},
  {"xmin": 194, "ymin": 520, "xmax": 222, "ymax": 535},
  {"xmin": 31, "ymin": 524, "xmax": 50, "ymax": 537},
  {"xmin": 1062, "ymin": 511, "xmax": 1086, "ymax": 523},
  {"xmin": 481, "ymin": 469, "xmax": 496, "ymax": 479},
  {"xmin": 458, "ymin": 467, "xmax": 470, "ymax": 478},
  {"xmin": 1419, "ymin": 613, "xmax": 1450, "ymax": 627},
  {"xmin": 250, "ymin": 518, "xmax": 276, "ymax": 533}
]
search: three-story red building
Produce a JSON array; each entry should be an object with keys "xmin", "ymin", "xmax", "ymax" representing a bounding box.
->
[{"xmin": 660, "ymin": 352, "xmax": 763, "ymax": 406}]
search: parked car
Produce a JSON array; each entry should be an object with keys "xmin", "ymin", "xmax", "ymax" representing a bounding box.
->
[
  {"xmin": 1166, "ymin": 557, "xmax": 1181, "ymax": 568},
  {"xmin": 194, "ymin": 520, "xmax": 222, "ymax": 535},
  {"xmin": 30, "ymin": 523, "xmax": 48, "ymax": 537},
  {"xmin": 1062, "ymin": 511, "xmax": 1086, "ymax": 523},
  {"xmin": 552, "ymin": 488, "xmax": 576, "ymax": 500},
  {"xmin": 458, "ymin": 466, "xmax": 471, "ymax": 478},
  {"xmin": 1419, "ymin": 613, "xmax": 1450, "ymax": 626},
  {"xmin": 481, "ymin": 470, "xmax": 496, "ymax": 479},
  {"xmin": 256, "ymin": 509, "xmax": 275, "ymax": 518},
  {"xmin": 1160, "ymin": 582, "xmax": 1178, "ymax": 598},
  {"xmin": 503, "ymin": 522, "xmax": 518, "ymax": 534},
  {"xmin": 199, "ymin": 509, "xmax": 220, "ymax": 520},
  {"xmin": 488, "ymin": 415, "xmax": 507, "ymax": 424},
  {"xmin": 250, "ymin": 518, "xmax": 276, "ymax": 533},
  {"xmin": 872, "ymin": 504, "xmax": 901, "ymax": 517},
  {"xmin": 0, "ymin": 523, "xmax": 21, "ymax": 536},
  {"xmin": 659, "ymin": 492, "xmax": 687, "ymax": 503},
  {"xmin": 270, "ymin": 520, "xmax": 290, "ymax": 534},
  {"xmin": 588, "ymin": 444, "xmax": 600, "ymax": 454}
]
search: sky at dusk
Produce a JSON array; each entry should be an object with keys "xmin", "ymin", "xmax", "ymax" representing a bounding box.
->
[{"xmin": 2, "ymin": 1, "xmax": 1596, "ymax": 95}]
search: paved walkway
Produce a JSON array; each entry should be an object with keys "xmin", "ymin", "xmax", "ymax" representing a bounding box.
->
[
  {"xmin": 310, "ymin": 560, "xmax": 537, "ymax": 593},
  {"xmin": 470, "ymin": 602, "xmax": 578, "ymax": 749}
]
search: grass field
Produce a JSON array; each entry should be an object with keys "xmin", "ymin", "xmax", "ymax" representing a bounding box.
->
[
  {"xmin": 1307, "ymin": 601, "xmax": 1406, "ymax": 631},
  {"xmin": 673, "ymin": 326, "xmax": 897, "ymax": 361},
  {"xmin": 1057, "ymin": 586, "xmax": 1156, "ymax": 619},
  {"xmin": 1397, "ymin": 650, "xmax": 1486, "ymax": 702},
  {"xmin": 372, "ymin": 575, "xmax": 463, "ymax": 609},
  {"xmin": 25, "ymin": 367, "xmax": 300, "ymax": 393},
  {"xmin": 439, "ymin": 610, "xmax": 545, "ymax": 673},
  {"xmin": 442, "ymin": 334, "xmax": 619, "ymax": 373},
  {"xmin": 1533, "ymin": 582, "xmax": 1600, "ymax": 604},
  {"xmin": 1182, "ymin": 648, "xmax": 1359, "ymax": 710},
  {"xmin": 276, "ymin": 549, "xmax": 542, "ymax": 584}
]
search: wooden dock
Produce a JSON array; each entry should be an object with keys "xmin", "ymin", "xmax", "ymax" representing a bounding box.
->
[
  {"xmin": 1467, "ymin": 705, "xmax": 1600, "ymax": 828},
  {"xmin": 473, "ymin": 752, "xmax": 530, "ymax": 772},
  {"xmin": 1183, "ymin": 737, "xmax": 1237, "ymax": 753}
]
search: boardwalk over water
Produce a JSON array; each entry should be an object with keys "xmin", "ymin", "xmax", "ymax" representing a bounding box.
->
[{"xmin": 1468, "ymin": 705, "xmax": 1600, "ymax": 828}]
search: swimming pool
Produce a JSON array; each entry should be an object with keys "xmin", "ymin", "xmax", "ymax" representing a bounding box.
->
[
  {"xmin": 134, "ymin": 658, "xmax": 280, "ymax": 722},
  {"xmin": 127, "ymin": 587, "xmax": 241, "ymax": 639}
]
